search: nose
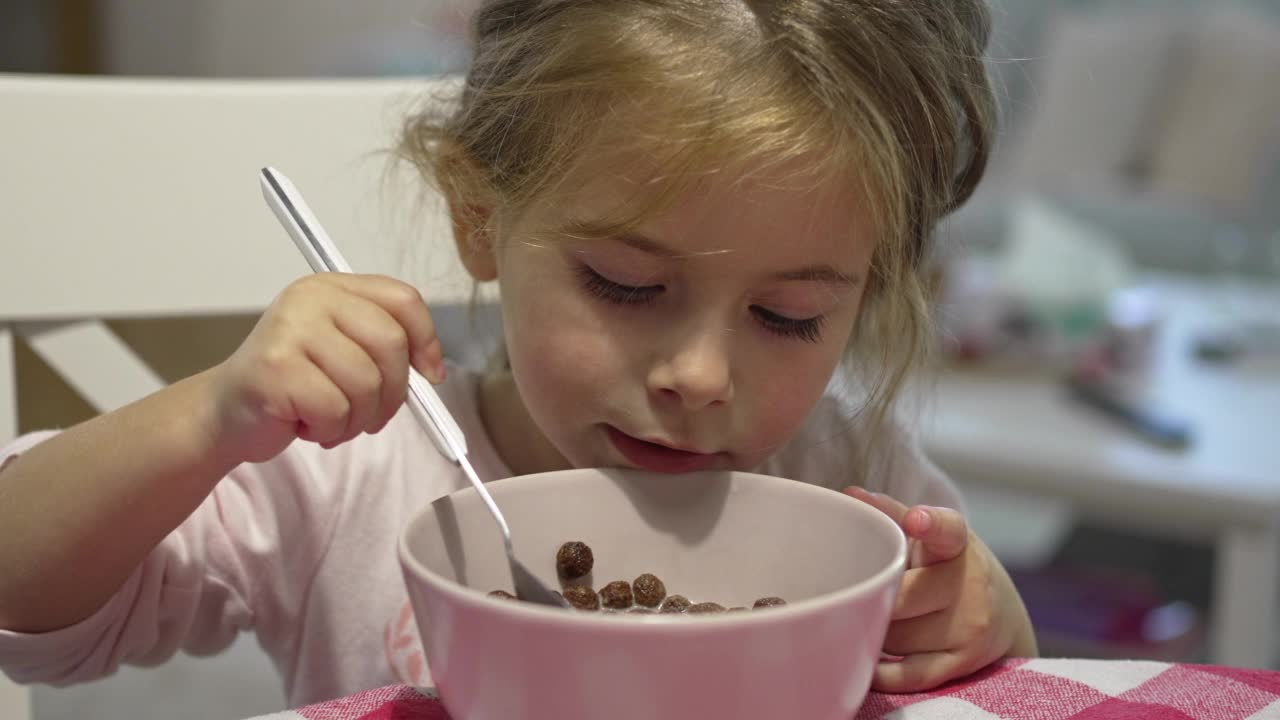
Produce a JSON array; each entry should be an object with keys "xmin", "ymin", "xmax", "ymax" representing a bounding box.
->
[{"xmin": 647, "ymin": 325, "xmax": 735, "ymax": 411}]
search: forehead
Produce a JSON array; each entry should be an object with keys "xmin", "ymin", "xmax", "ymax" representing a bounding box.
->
[{"xmin": 527, "ymin": 151, "xmax": 877, "ymax": 268}]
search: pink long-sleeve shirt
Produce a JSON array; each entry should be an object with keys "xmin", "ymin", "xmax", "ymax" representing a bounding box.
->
[{"xmin": 0, "ymin": 365, "xmax": 961, "ymax": 707}]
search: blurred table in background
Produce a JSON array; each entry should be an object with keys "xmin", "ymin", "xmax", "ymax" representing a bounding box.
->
[{"xmin": 921, "ymin": 274, "xmax": 1280, "ymax": 669}]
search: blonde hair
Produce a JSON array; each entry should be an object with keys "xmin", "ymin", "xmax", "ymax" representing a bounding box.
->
[{"xmin": 400, "ymin": 0, "xmax": 995, "ymax": 446}]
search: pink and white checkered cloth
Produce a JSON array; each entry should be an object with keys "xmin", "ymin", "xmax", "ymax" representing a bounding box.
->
[{"xmin": 250, "ymin": 658, "xmax": 1280, "ymax": 720}]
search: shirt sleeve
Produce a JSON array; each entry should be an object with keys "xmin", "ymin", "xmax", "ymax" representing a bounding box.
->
[
  {"xmin": 870, "ymin": 427, "xmax": 968, "ymax": 514},
  {"xmin": 0, "ymin": 430, "xmax": 353, "ymax": 687},
  {"xmin": 764, "ymin": 393, "xmax": 967, "ymax": 515}
]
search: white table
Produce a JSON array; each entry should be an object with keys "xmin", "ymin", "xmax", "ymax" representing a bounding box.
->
[{"xmin": 920, "ymin": 275, "xmax": 1280, "ymax": 668}]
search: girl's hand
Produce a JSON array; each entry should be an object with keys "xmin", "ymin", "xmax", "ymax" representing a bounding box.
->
[
  {"xmin": 844, "ymin": 486, "xmax": 1038, "ymax": 692},
  {"xmin": 209, "ymin": 273, "xmax": 445, "ymax": 464}
]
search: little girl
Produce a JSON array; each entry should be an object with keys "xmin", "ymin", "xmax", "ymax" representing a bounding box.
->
[{"xmin": 0, "ymin": 0, "xmax": 1035, "ymax": 708}]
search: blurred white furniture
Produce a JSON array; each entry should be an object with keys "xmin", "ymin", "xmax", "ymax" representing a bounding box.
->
[
  {"xmin": 0, "ymin": 73, "xmax": 470, "ymax": 720},
  {"xmin": 992, "ymin": 7, "xmax": 1280, "ymax": 254},
  {"xmin": 922, "ymin": 275, "xmax": 1280, "ymax": 669}
]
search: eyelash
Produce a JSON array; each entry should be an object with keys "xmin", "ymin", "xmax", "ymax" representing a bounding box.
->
[
  {"xmin": 577, "ymin": 265, "xmax": 662, "ymax": 305},
  {"xmin": 751, "ymin": 307, "xmax": 827, "ymax": 344},
  {"xmin": 576, "ymin": 265, "xmax": 827, "ymax": 344}
]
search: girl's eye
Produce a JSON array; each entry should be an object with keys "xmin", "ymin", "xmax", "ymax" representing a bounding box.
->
[
  {"xmin": 751, "ymin": 306, "xmax": 826, "ymax": 343},
  {"xmin": 577, "ymin": 265, "xmax": 663, "ymax": 305},
  {"xmin": 576, "ymin": 263, "xmax": 824, "ymax": 342}
]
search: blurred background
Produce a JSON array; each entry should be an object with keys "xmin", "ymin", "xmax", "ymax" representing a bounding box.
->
[{"xmin": 2, "ymin": 1, "xmax": 1279, "ymax": 718}]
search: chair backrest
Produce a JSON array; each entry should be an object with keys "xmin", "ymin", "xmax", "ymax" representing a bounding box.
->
[
  {"xmin": 0, "ymin": 73, "xmax": 472, "ymax": 322},
  {"xmin": 1, "ymin": 73, "xmax": 482, "ymax": 426}
]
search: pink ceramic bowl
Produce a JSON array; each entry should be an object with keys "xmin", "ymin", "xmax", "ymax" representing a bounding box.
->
[{"xmin": 398, "ymin": 468, "xmax": 906, "ymax": 720}]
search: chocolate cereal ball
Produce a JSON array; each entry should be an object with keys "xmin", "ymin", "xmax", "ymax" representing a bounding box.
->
[
  {"xmin": 688, "ymin": 602, "xmax": 726, "ymax": 614},
  {"xmin": 753, "ymin": 596, "xmax": 787, "ymax": 609},
  {"xmin": 632, "ymin": 573, "xmax": 666, "ymax": 607},
  {"xmin": 556, "ymin": 541, "xmax": 594, "ymax": 580},
  {"xmin": 599, "ymin": 581, "xmax": 634, "ymax": 609},
  {"xmin": 487, "ymin": 590, "xmax": 516, "ymax": 600},
  {"xmin": 562, "ymin": 585, "xmax": 600, "ymax": 611},
  {"xmin": 659, "ymin": 594, "xmax": 691, "ymax": 614}
]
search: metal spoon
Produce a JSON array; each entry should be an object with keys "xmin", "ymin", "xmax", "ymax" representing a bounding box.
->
[{"xmin": 260, "ymin": 167, "xmax": 567, "ymax": 608}]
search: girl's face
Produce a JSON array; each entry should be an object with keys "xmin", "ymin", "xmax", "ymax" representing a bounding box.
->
[{"xmin": 479, "ymin": 164, "xmax": 876, "ymax": 475}]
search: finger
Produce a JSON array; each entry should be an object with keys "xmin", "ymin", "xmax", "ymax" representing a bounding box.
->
[
  {"xmin": 844, "ymin": 487, "xmax": 933, "ymax": 568},
  {"xmin": 882, "ymin": 608, "xmax": 973, "ymax": 656},
  {"xmin": 903, "ymin": 505, "xmax": 969, "ymax": 565},
  {"xmin": 319, "ymin": 274, "xmax": 444, "ymax": 381},
  {"xmin": 892, "ymin": 562, "xmax": 964, "ymax": 621},
  {"xmin": 843, "ymin": 486, "xmax": 910, "ymax": 524},
  {"xmin": 302, "ymin": 331, "xmax": 383, "ymax": 443},
  {"xmin": 418, "ymin": 336, "xmax": 446, "ymax": 385},
  {"xmin": 873, "ymin": 650, "xmax": 981, "ymax": 693},
  {"xmin": 285, "ymin": 361, "xmax": 351, "ymax": 446},
  {"xmin": 330, "ymin": 297, "xmax": 412, "ymax": 431}
]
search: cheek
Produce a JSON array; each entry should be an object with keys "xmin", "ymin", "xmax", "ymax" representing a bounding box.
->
[
  {"xmin": 735, "ymin": 319, "xmax": 853, "ymax": 463},
  {"xmin": 737, "ymin": 356, "xmax": 836, "ymax": 460},
  {"xmin": 499, "ymin": 268, "xmax": 624, "ymax": 432}
]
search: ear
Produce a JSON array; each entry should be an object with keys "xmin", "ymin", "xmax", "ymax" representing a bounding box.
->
[{"xmin": 447, "ymin": 198, "xmax": 498, "ymax": 282}]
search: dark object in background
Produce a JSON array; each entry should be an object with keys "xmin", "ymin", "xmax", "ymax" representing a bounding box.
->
[
  {"xmin": 1010, "ymin": 522, "xmax": 1211, "ymax": 663},
  {"xmin": 1010, "ymin": 563, "xmax": 1203, "ymax": 662},
  {"xmin": 1065, "ymin": 373, "xmax": 1192, "ymax": 449},
  {"xmin": 0, "ymin": 1, "xmax": 100, "ymax": 74},
  {"xmin": 1194, "ymin": 322, "xmax": 1280, "ymax": 364}
]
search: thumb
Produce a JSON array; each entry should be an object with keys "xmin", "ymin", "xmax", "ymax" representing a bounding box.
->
[{"xmin": 903, "ymin": 505, "xmax": 968, "ymax": 565}]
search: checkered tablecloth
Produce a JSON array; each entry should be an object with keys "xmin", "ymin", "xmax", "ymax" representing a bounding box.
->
[{"xmin": 249, "ymin": 658, "xmax": 1280, "ymax": 720}]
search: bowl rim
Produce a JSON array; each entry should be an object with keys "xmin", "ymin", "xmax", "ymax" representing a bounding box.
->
[{"xmin": 398, "ymin": 468, "xmax": 908, "ymax": 631}]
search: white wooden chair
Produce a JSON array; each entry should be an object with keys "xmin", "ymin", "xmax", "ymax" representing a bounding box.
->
[{"xmin": 0, "ymin": 72, "xmax": 473, "ymax": 719}]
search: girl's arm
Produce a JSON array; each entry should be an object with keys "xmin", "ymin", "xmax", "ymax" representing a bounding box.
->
[
  {"xmin": 0, "ymin": 272, "xmax": 443, "ymax": 635},
  {"xmin": 0, "ymin": 369, "xmax": 234, "ymax": 633}
]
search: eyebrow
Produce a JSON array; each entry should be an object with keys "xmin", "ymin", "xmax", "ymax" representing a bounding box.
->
[
  {"xmin": 608, "ymin": 230, "xmax": 861, "ymax": 287},
  {"xmin": 771, "ymin": 265, "xmax": 860, "ymax": 286}
]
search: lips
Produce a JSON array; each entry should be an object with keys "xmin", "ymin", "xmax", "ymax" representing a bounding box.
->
[{"xmin": 606, "ymin": 425, "xmax": 722, "ymax": 474}]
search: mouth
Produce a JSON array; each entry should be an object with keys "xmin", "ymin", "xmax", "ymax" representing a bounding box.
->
[{"xmin": 605, "ymin": 425, "xmax": 723, "ymax": 474}]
